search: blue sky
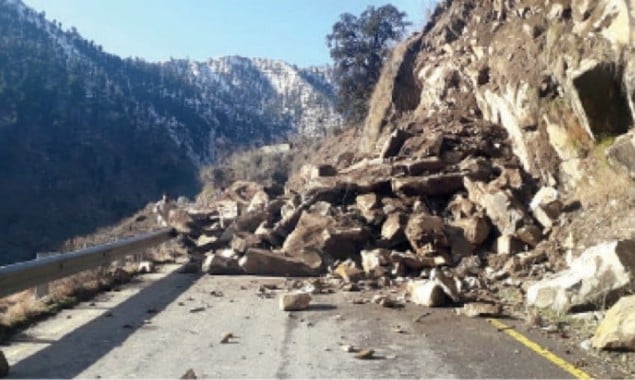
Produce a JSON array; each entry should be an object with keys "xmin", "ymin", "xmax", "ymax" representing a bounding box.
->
[{"xmin": 22, "ymin": 0, "xmax": 436, "ymax": 67}]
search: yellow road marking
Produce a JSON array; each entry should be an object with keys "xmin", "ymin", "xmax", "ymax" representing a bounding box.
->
[{"xmin": 487, "ymin": 318, "xmax": 593, "ymax": 380}]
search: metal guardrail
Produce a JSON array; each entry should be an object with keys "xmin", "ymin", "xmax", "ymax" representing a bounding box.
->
[{"xmin": 0, "ymin": 228, "xmax": 177, "ymax": 299}]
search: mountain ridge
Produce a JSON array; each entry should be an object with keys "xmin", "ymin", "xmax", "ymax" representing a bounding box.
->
[{"xmin": 0, "ymin": 0, "xmax": 342, "ymax": 264}]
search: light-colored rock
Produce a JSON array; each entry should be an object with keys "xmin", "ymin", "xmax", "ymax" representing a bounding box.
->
[
  {"xmin": 464, "ymin": 178, "xmax": 527, "ymax": 236},
  {"xmin": 430, "ymin": 268, "xmax": 461, "ymax": 302},
  {"xmin": 381, "ymin": 212, "xmax": 407, "ymax": 247},
  {"xmin": 279, "ymin": 292, "xmax": 312, "ymax": 311},
  {"xmin": 496, "ymin": 234, "xmax": 525, "ymax": 255},
  {"xmin": 361, "ymin": 249, "xmax": 390, "ymax": 276},
  {"xmin": 607, "ymin": 132, "xmax": 635, "ymax": 178},
  {"xmin": 456, "ymin": 302, "xmax": 502, "ymax": 318},
  {"xmin": 334, "ymin": 260, "xmax": 365, "ymax": 283},
  {"xmin": 592, "ymin": 295, "xmax": 635, "ymax": 350},
  {"xmin": 449, "ymin": 216, "xmax": 491, "ymax": 245},
  {"xmin": 246, "ymin": 190, "xmax": 269, "ymax": 212},
  {"xmin": 239, "ymin": 248, "xmax": 320, "ymax": 276},
  {"xmin": 526, "ymin": 239, "xmax": 635, "ymax": 312},
  {"xmin": 529, "ymin": 187, "xmax": 562, "ymax": 228},
  {"xmin": 446, "ymin": 194, "xmax": 475, "ymax": 219},
  {"xmin": 356, "ymin": 193, "xmax": 379, "ymax": 214},
  {"xmin": 137, "ymin": 260, "xmax": 155, "ymax": 274},
  {"xmin": 401, "ymin": 157, "xmax": 446, "ymax": 175},
  {"xmin": 230, "ymin": 233, "xmax": 261, "ymax": 254},
  {"xmin": 202, "ymin": 254, "xmax": 243, "ymax": 275},
  {"xmin": 407, "ymin": 280, "xmax": 448, "ymax": 307}
]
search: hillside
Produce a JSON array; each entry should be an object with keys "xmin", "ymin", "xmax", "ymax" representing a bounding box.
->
[
  {"xmin": 0, "ymin": 0, "xmax": 342, "ymax": 264},
  {"xmin": 169, "ymin": 0, "xmax": 635, "ymax": 372}
]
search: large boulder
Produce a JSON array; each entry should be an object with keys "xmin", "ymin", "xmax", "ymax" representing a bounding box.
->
[
  {"xmin": 607, "ymin": 131, "xmax": 635, "ymax": 178},
  {"xmin": 279, "ymin": 292, "xmax": 312, "ymax": 311},
  {"xmin": 239, "ymin": 248, "xmax": 321, "ymax": 276},
  {"xmin": 592, "ymin": 294, "xmax": 635, "ymax": 351},
  {"xmin": 380, "ymin": 212, "xmax": 408, "ymax": 247},
  {"xmin": 405, "ymin": 213, "xmax": 449, "ymax": 256},
  {"xmin": 407, "ymin": 280, "xmax": 449, "ymax": 307},
  {"xmin": 526, "ymin": 239, "xmax": 635, "ymax": 312},
  {"xmin": 464, "ymin": 178, "xmax": 528, "ymax": 236},
  {"xmin": 392, "ymin": 173, "xmax": 464, "ymax": 196}
]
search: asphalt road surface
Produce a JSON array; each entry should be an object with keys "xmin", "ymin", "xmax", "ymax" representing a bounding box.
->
[{"xmin": 3, "ymin": 264, "xmax": 592, "ymax": 378}]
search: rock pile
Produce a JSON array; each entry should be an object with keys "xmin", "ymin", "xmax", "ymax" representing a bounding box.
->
[{"xmin": 172, "ymin": 117, "xmax": 562, "ymax": 309}]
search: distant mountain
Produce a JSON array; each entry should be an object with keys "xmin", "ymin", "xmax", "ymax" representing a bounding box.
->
[{"xmin": 0, "ymin": 0, "xmax": 342, "ymax": 264}]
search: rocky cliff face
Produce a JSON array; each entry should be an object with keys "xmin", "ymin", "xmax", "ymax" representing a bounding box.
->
[
  {"xmin": 365, "ymin": 0, "xmax": 635, "ymax": 189},
  {"xmin": 167, "ymin": 0, "xmax": 635, "ymax": 364}
]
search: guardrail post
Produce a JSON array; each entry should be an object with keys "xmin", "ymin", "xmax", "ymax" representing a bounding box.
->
[{"xmin": 34, "ymin": 252, "xmax": 60, "ymax": 299}]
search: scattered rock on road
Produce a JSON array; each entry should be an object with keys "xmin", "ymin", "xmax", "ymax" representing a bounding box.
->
[
  {"xmin": 279, "ymin": 292, "xmax": 312, "ymax": 311},
  {"xmin": 220, "ymin": 332, "xmax": 234, "ymax": 344},
  {"xmin": 354, "ymin": 349, "xmax": 375, "ymax": 359},
  {"xmin": 180, "ymin": 368, "xmax": 197, "ymax": 379}
]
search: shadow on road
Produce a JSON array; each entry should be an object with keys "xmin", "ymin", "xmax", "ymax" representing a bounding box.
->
[{"xmin": 9, "ymin": 269, "xmax": 202, "ymax": 378}]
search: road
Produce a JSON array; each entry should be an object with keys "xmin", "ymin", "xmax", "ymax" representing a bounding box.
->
[{"xmin": 2, "ymin": 264, "xmax": 593, "ymax": 378}]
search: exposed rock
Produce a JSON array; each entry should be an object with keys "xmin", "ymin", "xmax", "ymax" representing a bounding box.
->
[
  {"xmin": 137, "ymin": 261, "xmax": 155, "ymax": 274},
  {"xmin": 515, "ymin": 224, "xmax": 542, "ymax": 248},
  {"xmin": 400, "ymin": 157, "xmax": 446, "ymax": 175},
  {"xmin": 354, "ymin": 349, "xmax": 375, "ymax": 360},
  {"xmin": 334, "ymin": 260, "xmax": 365, "ymax": 283},
  {"xmin": 380, "ymin": 212, "xmax": 408, "ymax": 247},
  {"xmin": 246, "ymin": 190, "xmax": 269, "ymax": 212},
  {"xmin": 202, "ymin": 254, "xmax": 243, "ymax": 275},
  {"xmin": 281, "ymin": 211, "xmax": 332, "ymax": 266},
  {"xmin": 381, "ymin": 128, "xmax": 410, "ymax": 158},
  {"xmin": 446, "ymin": 195, "xmax": 476, "ymax": 220},
  {"xmin": 607, "ymin": 131, "xmax": 635, "ymax": 178},
  {"xmin": 464, "ymin": 178, "xmax": 528, "ymax": 236},
  {"xmin": 225, "ymin": 181, "xmax": 263, "ymax": 207},
  {"xmin": 239, "ymin": 248, "xmax": 320, "ymax": 276},
  {"xmin": 196, "ymin": 234, "xmax": 218, "ymax": 251},
  {"xmin": 456, "ymin": 302, "xmax": 502, "ymax": 318},
  {"xmin": 392, "ymin": 173, "xmax": 464, "ymax": 196},
  {"xmin": 405, "ymin": 213, "xmax": 448, "ymax": 256},
  {"xmin": 529, "ymin": 187, "xmax": 562, "ymax": 229},
  {"xmin": 230, "ymin": 233, "xmax": 262, "ymax": 254},
  {"xmin": 496, "ymin": 235, "xmax": 525, "ymax": 255},
  {"xmin": 181, "ymin": 368, "xmax": 197, "ymax": 379},
  {"xmin": 592, "ymin": 295, "xmax": 635, "ymax": 351},
  {"xmin": 407, "ymin": 280, "xmax": 449, "ymax": 307},
  {"xmin": 301, "ymin": 164, "xmax": 338, "ymax": 179},
  {"xmin": 279, "ymin": 292, "xmax": 312, "ymax": 311},
  {"xmin": 526, "ymin": 239, "xmax": 635, "ymax": 312},
  {"xmin": 360, "ymin": 249, "xmax": 390, "ymax": 277},
  {"xmin": 430, "ymin": 268, "xmax": 461, "ymax": 303},
  {"xmin": 356, "ymin": 193, "xmax": 379, "ymax": 215},
  {"xmin": 235, "ymin": 210, "xmax": 269, "ymax": 233},
  {"xmin": 390, "ymin": 251, "xmax": 439, "ymax": 270}
]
